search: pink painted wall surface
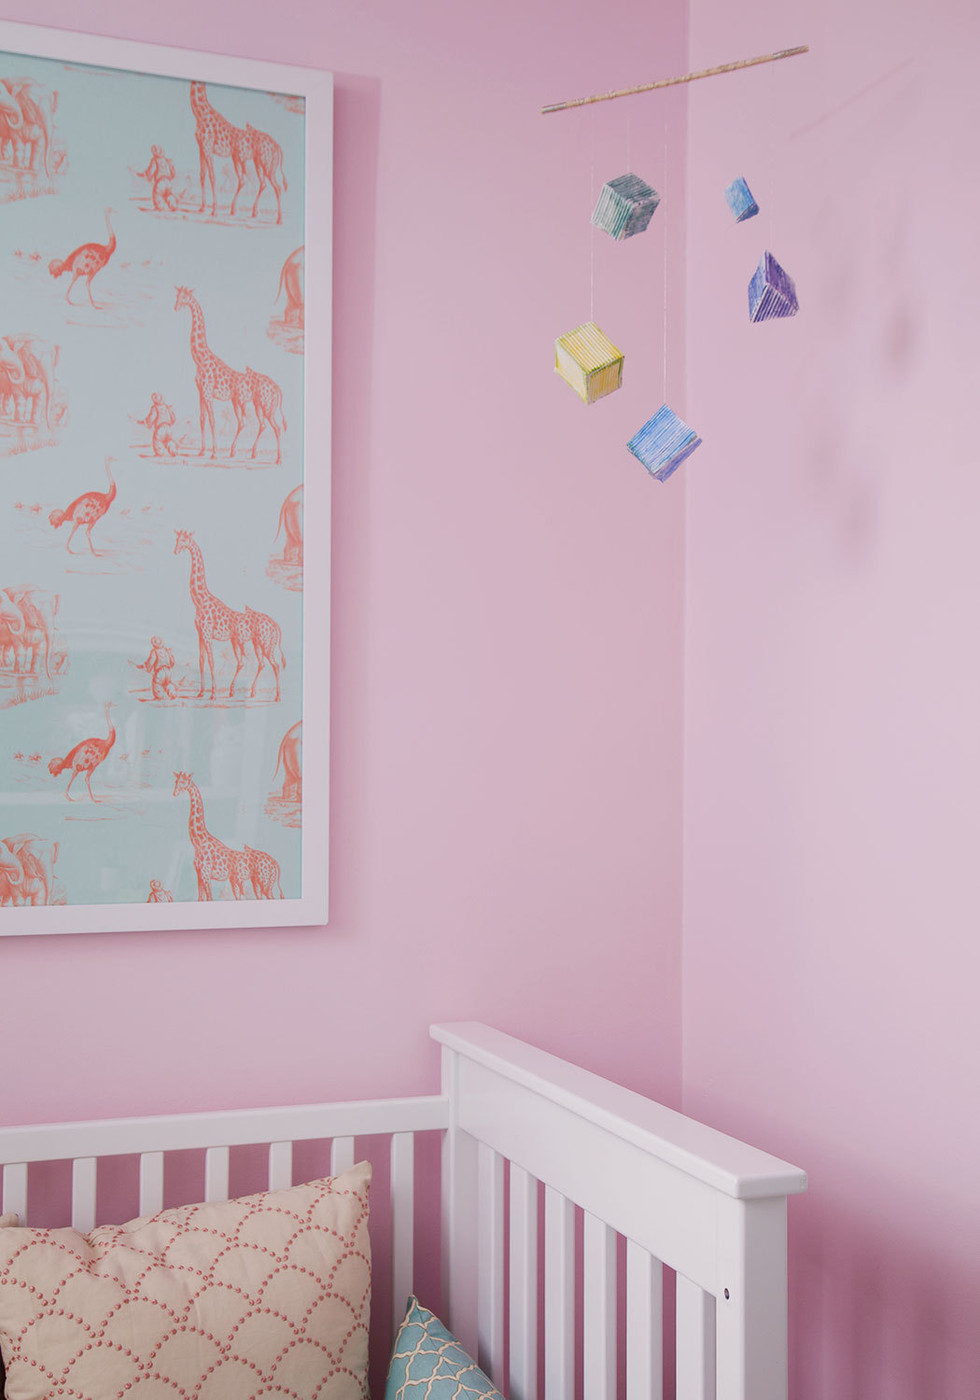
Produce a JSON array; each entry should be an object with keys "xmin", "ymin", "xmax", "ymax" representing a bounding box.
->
[
  {"xmin": 683, "ymin": 1, "xmax": 980, "ymax": 1396},
  {"xmin": 0, "ymin": 3, "xmax": 687, "ymax": 1120}
]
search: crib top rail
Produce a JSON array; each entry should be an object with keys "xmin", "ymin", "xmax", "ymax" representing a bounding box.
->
[
  {"xmin": 0, "ymin": 1094, "xmax": 448, "ymax": 1166},
  {"xmin": 0, "ymin": 1023, "xmax": 805, "ymax": 1204},
  {"xmin": 434, "ymin": 1022, "xmax": 807, "ymax": 1200}
]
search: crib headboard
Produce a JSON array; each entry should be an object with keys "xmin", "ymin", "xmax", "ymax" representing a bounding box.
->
[
  {"xmin": 0, "ymin": 1022, "xmax": 806, "ymax": 1400},
  {"xmin": 436, "ymin": 1023, "xmax": 806, "ymax": 1400}
]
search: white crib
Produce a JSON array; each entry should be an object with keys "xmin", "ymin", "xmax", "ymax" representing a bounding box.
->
[{"xmin": 0, "ymin": 1023, "xmax": 806, "ymax": 1400}]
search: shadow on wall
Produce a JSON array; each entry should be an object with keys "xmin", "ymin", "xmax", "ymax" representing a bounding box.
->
[
  {"xmin": 791, "ymin": 1184, "xmax": 980, "ymax": 1399},
  {"xmin": 328, "ymin": 73, "xmax": 380, "ymax": 936}
]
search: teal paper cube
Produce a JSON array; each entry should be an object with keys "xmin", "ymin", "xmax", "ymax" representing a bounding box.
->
[{"xmin": 592, "ymin": 173, "xmax": 661, "ymax": 241}]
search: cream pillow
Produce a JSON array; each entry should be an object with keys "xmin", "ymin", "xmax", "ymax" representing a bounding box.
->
[{"xmin": 0, "ymin": 1162, "xmax": 371, "ymax": 1400}]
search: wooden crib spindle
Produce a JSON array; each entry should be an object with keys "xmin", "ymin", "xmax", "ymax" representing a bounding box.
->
[
  {"xmin": 390, "ymin": 1132, "xmax": 415, "ymax": 1331},
  {"xmin": 268, "ymin": 1140, "xmax": 293, "ymax": 1191},
  {"xmin": 2, "ymin": 1161, "xmax": 27, "ymax": 1223},
  {"xmin": 544, "ymin": 1185, "xmax": 575, "ymax": 1400},
  {"xmin": 477, "ymin": 1143, "xmax": 505, "ymax": 1384},
  {"xmin": 71, "ymin": 1156, "xmax": 97, "ymax": 1232},
  {"xmin": 330, "ymin": 1135, "xmax": 355, "ymax": 1175},
  {"xmin": 626, "ymin": 1239, "xmax": 664, "ymax": 1400},
  {"xmin": 204, "ymin": 1145, "xmax": 230, "ymax": 1203},
  {"xmin": 583, "ymin": 1212, "xmax": 617, "ymax": 1400},
  {"xmin": 676, "ymin": 1273, "xmax": 717, "ymax": 1400},
  {"xmin": 508, "ymin": 1164, "xmax": 538, "ymax": 1400},
  {"xmin": 139, "ymin": 1151, "xmax": 164, "ymax": 1217}
]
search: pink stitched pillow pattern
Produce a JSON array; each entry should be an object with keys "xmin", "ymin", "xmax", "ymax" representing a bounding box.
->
[{"xmin": 0, "ymin": 1162, "xmax": 371, "ymax": 1400}]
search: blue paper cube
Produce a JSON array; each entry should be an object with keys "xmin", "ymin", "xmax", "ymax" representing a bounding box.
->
[
  {"xmin": 724, "ymin": 175, "xmax": 759, "ymax": 222},
  {"xmin": 748, "ymin": 251, "xmax": 799, "ymax": 322},
  {"xmin": 627, "ymin": 404, "xmax": 702, "ymax": 482},
  {"xmin": 592, "ymin": 173, "xmax": 661, "ymax": 241}
]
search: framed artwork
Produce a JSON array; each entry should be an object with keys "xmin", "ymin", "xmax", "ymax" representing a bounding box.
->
[{"xmin": 0, "ymin": 21, "xmax": 332, "ymax": 933}]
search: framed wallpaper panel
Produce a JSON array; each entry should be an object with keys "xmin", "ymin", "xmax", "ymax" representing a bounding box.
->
[{"xmin": 0, "ymin": 21, "xmax": 332, "ymax": 933}]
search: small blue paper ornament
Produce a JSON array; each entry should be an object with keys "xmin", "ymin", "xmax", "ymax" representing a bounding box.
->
[
  {"xmin": 748, "ymin": 250, "xmax": 799, "ymax": 322},
  {"xmin": 592, "ymin": 173, "xmax": 661, "ymax": 240},
  {"xmin": 724, "ymin": 175, "xmax": 759, "ymax": 222},
  {"xmin": 627, "ymin": 404, "xmax": 702, "ymax": 482}
]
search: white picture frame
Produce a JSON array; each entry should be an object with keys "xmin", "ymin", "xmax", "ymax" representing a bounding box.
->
[{"xmin": 0, "ymin": 21, "xmax": 331, "ymax": 933}]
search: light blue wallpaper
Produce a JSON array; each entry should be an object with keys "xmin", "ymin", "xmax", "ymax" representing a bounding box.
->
[{"xmin": 0, "ymin": 51, "xmax": 306, "ymax": 911}]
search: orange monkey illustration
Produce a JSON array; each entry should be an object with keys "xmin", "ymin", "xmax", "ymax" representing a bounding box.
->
[
  {"xmin": 136, "ymin": 145, "xmax": 177, "ymax": 211},
  {"xmin": 134, "ymin": 635, "xmax": 177, "ymax": 699},
  {"xmin": 137, "ymin": 393, "xmax": 178, "ymax": 457}
]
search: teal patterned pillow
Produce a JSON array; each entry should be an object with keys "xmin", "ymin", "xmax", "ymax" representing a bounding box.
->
[{"xmin": 385, "ymin": 1296, "xmax": 504, "ymax": 1400}]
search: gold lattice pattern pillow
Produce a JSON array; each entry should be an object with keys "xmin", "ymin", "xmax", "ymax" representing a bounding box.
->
[{"xmin": 385, "ymin": 1295, "xmax": 502, "ymax": 1400}]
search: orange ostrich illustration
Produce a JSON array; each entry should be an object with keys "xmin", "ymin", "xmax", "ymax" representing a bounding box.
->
[
  {"xmin": 47, "ymin": 702, "xmax": 116, "ymax": 802},
  {"xmin": 49, "ymin": 457, "xmax": 116, "ymax": 555},
  {"xmin": 48, "ymin": 208, "xmax": 116, "ymax": 309}
]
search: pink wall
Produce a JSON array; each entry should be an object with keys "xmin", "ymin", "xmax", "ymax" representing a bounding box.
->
[
  {"xmin": 0, "ymin": 3, "xmax": 687, "ymax": 1120},
  {"xmin": 683, "ymin": 1, "xmax": 980, "ymax": 1396}
]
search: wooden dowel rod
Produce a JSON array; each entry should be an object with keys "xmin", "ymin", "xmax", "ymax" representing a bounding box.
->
[{"xmin": 541, "ymin": 45, "xmax": 809, "ymax": 114}]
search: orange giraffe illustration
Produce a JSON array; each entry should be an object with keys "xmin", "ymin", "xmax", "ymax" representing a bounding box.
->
[
  {"xmin": 245, "ymin": 123, "xmax": 286, "ymax": 223},
  {"xmin": 49, "ymin": 457, "xmax": 116, "ymax": 555},
  {"xmin": 244, "ymin": 606, "xmax": 284, "ymax": 701},
  {"xmin": 245, "ymin": 843, "xmax": 283, "ymax": 898},
  {"xmin": 174, "ymin": 285, "xmax": 253, "ymax": 460},
  {"xmin": 173, "ymin": 771, "xmax": 245, "ymax": 900},
  {"xmin": 189, "ymin": 81, "xmax": 251, "ymax": 218},
  {"xmin": 245, "ymin": 366, "xmax": 286, "ymax": 464},
  {"xmin": 174, "ymin": 529, "xmax": 252, "ymax": 699},
  {"xmin": 48, "ymin": 208, "xmax": 116, "ymax": 308},
  {"xmin": 48, "ymin": 701, "xmax": 115, "ymax": 802},
  {"xmin": 228, "ymin": 848, "xmax": 253, "ymax": 900}
]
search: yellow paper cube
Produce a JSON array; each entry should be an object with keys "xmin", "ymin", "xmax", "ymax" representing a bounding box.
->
[{"xmin": 554, "ymin": 322, "xmax": 624, "ymax": 404}]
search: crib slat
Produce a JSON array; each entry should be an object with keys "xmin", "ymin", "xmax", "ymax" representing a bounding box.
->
[
  {"xmin": 390, "ymin": 1132, "xmax": 414, "ymax": 1331},
  {"xmin": 440, "ymin": 1059, "xmax": 479, "ymax": 1357},
  {"xmin": 268, "ymin": 1140, "xmax": 293, "ymax": 1190},
  {"xmin": 2, "ymin": 1162, "xmax": 27, "ymax": 1223},
  {"xmin": 509, "ymin": 1164, "xmax": 538, "ymax": 1400},
  {"xmin": 477, "ymin": 1144, "xmax": 505, "ymax": 1384},
  {"xmin": 583, "ymin": 1212, "xmax": 616, "ymax": 1400},
  {"xmin": 676, "ymin": 1273, "xmax": 717, "ymax": 1400},
  {"xmin": 627, "ymin": 1240, "xmax": 663, "ymax": 1400},
  {"xmin": 71, "ymin": 1157, "xmax": 97, "ymax": 1232},
  {"xmin": 331, "ymin": 1135, "xmax": 355, "ymax": 1175},
  {"xmin": 544, "ymin": 1186, "xmax": 575, "ymax": 1400},
  {"xmin": 205, "ymin": 1145, "xmax": 230, "ymax": 1203},
  {"xmin": 139, "ymin": 1151, "xmax": 164, "ymax": 1216}
]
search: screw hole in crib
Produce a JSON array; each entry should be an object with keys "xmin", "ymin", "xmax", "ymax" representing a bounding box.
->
[{"xmin": 724, "ymin": 1288, "xmax": 730, "ymax": 1299}]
